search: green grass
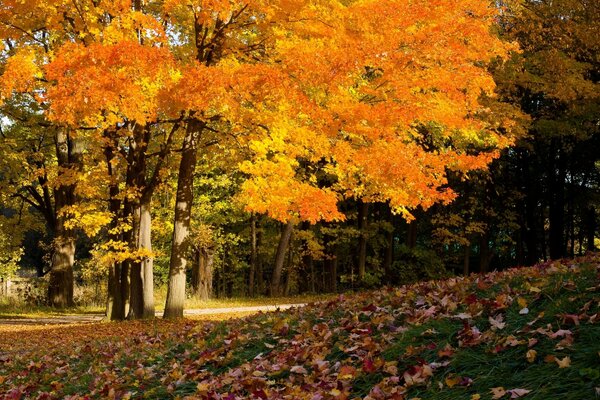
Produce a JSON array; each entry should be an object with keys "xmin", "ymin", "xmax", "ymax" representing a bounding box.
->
[
  {"xmin": 1, "ymin": 255, "xmax": 599, "ymax": 399},
  {"xmin": 0, "ymin": 292, "xmax": 333, "ymax": 318}
]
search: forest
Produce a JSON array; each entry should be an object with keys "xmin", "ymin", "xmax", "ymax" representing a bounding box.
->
[{"xmin": 0, "ymin": 0, "xmax": 598, "ymax": 322}]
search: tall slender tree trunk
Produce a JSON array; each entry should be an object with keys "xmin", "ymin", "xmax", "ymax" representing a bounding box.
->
[
  {"xmin": 383, "ymin": 207, "xmax": 394, "ymax": 280},
  {"xmin": 284, "ymin": 239, "xmax": 293, "ymax": 296},
  {"xmin": 128, "ymin": 204, "xmax": 144, "ymax": 319},
  {"xmin": 357, "ymin": 201, "xmax": 368, "ymax": 282},
  {"xmin": 406, "ymin": 220, "xmax": 417, "ymax": 249},
  {"xmin": 48, "ymin": 130, "xmax": 82, "ymax": 308},
  {"xmin": 164, "ymin": 120, "xmax": 203, "ymax": 319},
  {"xmin": 300, "ymin": 221, "xmax": 314, "ymax": 293},
  {"xmin": 104, "ymin": 144, "xmax": 125, "ymax": 320},
  {"xmin": 587, "ymin": 207, "xmax": 596, "ymax": 252},
  {"xmin": 463, "ymin": 244, "xmax": 471, "ymax": 276},
  {"xmin": 139, "ymin": 198, "xmax": 154, "ymax": 318},
  {"xmin": 270, "ymin": 220, "xmax": 294, "ymax": 297},
  {"xmin": 249, "ymin": 214, "xmax": 257, "ymax": 297},
  {"xmin": 479, "ymin": 233, "xmax": 491, "ymax": 273},
  {"xmin": 256, "ymin": 226, "xmax": 264, "ymax": 295},
  {"xmin": 549, "ymin": 141, "xmax": 566, "ymax": 260}
]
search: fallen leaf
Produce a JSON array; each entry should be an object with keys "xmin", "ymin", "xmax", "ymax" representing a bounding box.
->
[
  {"xmin": 491, "ymin": 387, "xmax": 506, "ymax": 399},
  {"xmin": 445, "ymin": 375, "xmax": 461, "ymax": 388},
  {"xmin": 489, "ymin": 314, "xmax": 506, "ymax": 330},
  {"xmin": 519, "ymin": 308, "xmax": 529, "ymax": 315},
  {"xmin": 526, "ymin": 349, "xmax": 537, "ymax": 363},
  {"xmin": 290, "ymin": 365, "xmax": 308, "ymax": 374},
  {"xmin": 556, "ymin": 356, "xmax": 571, "ymax": 368},
  {"xmin": 508, "ymin": 388, "xmax": 531, "ymax": 398}
]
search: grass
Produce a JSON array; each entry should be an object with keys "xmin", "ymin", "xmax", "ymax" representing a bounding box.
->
[
  {"xmin": 1, "ymin": 255, "xmax": 599, "ymax": 399},
  {"xmin": 0, "ymin": 292, "xmax": 334, "ymax": 318}
]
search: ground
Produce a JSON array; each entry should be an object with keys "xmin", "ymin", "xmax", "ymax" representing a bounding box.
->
[{"xmin": 1, "ymin": 255, "xmax": 599, "ymax": 399}]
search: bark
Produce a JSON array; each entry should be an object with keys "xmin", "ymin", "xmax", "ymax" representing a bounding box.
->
[
  {"xmin": 463, "ymin": 244, "xmax": 471, "ymax": 276},
  {"xmin": 284, "ymin": 240, "xmax": 293, "ymax": 296},
  {"xmin": 104, "ymin": 144, "xmax": 126, "ymax": 321},
  {"xmin": 191, "ymin": 247, "xmax": 214, "ymax": 300},
  {"xmin": 587, "ymin": 207, "xmax": 596, "ymax": 251},
  {"xmin": 256, "ymin": 227, "xmax": 264, "ymax": 295},
  {"xmin": 523, "ymin": 152, "xmax": 540, "ymax": 265},
  {"xmin": 300, "ymin": 221, "xmax": 314, "ymax": 293},
  {"xmin": 270, "ymin": 220, "xmax": 294, "ymax": 297},
  {"xmin": 406, "ymin": 220, "xmax": 417, "ymax": 249},
  {"xmin": 249, "ymin": 214, "xmax": 257, "ymax": 297},
  {"xmin": 139, "ymin": 199, "xmax": 154, "ymax": 318},
  {"xmin": 48, "ymin": 130, "xmax": 82, "ymax": 308},
  {"xmin": 479, "ymin": 233, "xmax": 492, "ymax": 273},
  {"xmin": 48, "ymin": 238, "xmax": 75, "ymax": 308},
  {"xmin": 164, "ymin": 120, "xmax": 203, "ymax": 319},
  {"xmin": 330, "ymin": 256, "xmax": 338, "ymax": 292},
  {"xmin": 549, "ymin": 141, "xmax": 566, "ymax": 259},
  {"xmin": 383, "ymin": 208, "xmax": 394, "ymax": 280},
  {"xmin": 357, "ymin": 201, "xmax": 368, "ymax": 282},
  {"xmin": 128, "ymin": 204, "xmax": 144, "ymax": 319}
]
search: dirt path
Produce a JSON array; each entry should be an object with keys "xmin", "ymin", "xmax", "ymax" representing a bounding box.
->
[{"xmin": 0, "ymin": 303, "xmax": 306, "ymax": 328}]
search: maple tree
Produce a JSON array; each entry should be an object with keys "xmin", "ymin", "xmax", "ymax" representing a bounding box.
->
[{"xmin": 0, "ymin": 0, "xmax": 521, "ymax": 318}]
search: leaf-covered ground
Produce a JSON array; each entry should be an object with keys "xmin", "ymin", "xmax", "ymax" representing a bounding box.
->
[{"xmin": 1, "ymin": 255, "xmax": 599, "ymax": 399}]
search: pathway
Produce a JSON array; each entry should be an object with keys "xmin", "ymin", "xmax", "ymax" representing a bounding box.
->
[{"xmin": 0, "ymin": 303, "xmax": 306, "ymax": 326}]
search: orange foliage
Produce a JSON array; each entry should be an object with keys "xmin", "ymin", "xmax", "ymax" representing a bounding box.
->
[{"xmin": 0, "ymin": 0, "xmax": 517, "ymax": 223}]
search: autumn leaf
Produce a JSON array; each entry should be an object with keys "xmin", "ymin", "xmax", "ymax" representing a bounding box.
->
[
  {"xmin": 556, "ymin": 356, "xmax": 571, "ymax": 368},
  {"xmin": 491, "ymin": 387, "xmax": 506, "ymax": 399},
  {"xmin": 526, "ymin": 349, "xmax": 537, "ymax": 363}
]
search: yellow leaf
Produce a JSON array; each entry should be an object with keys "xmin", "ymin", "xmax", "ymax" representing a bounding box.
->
[
  {"xmin": 556, "ymin": 356, "xmax": 571, "ymax": 368},
  {"xmin": 526, "ymin": 350, "xmax": 537, "ymax": 363},
  {"xmin": 445, "ymin": 375, "xmax": 461, "ymax": 388},
  {"xmin": 517, "ymin": 297, "xmax": 528, "ymax": 309}
]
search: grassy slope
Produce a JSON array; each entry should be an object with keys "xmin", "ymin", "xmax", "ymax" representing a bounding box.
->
[{"xmin": 1, "ymin": 255, "xmax": 599, "ymax": 399}]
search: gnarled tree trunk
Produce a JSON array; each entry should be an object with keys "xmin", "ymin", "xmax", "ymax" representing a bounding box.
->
[{"xmin": 270, "ymin": 220, "xmax": 294, "ymax": 297}]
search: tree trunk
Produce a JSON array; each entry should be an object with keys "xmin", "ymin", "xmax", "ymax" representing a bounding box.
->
[
  {"xmin": 357, "ymin": 201, "xmax": 368, "ymax": 282},
  {"xmin": 523, "ymin": 152, "xmax": 539, "ymax": 265},
  {"xmin": 479, "ymin": 233, "xmax": 491, "ymax": 273},
  {"xmin": 199, "ymin": 248, "xmax": 214, "ymax": 300},
  {"xmin": 330, "ymin": 256, "xmax": 338, "ymax": 292},
  {"xmin": 463, "ymin": 244, "xmax": 470, "ymax": 276},
  {"xmin": 140, "ymin": 199, "xmax": 154, "ymax": 318},
  {"xmin": 256, "ymin": 225, "xmax": 264, "ymax": 296},
  {"xmin": 406, "ymin": 220, "xmax": 417, "ymax": 249},
  {"xmin": 549, "ymin": 141, "xmax": 566, "ymax": 260},
  {"xmin": 284, "ymin": 240, "xmax": 293, "ymax": 296},
  {"xmin": 191, "ymin": 246, "xmax": 214, "ymax": 300},
  {"xmin": 270, "ymin": 220, "xmax": 294, "ymax": 297},
  {"xmin": 48, "ymin": 130, "xmax": 82, "ymax": 308},
  {"xmin": 48, "ymin": 238, "xmax": 75, "ymax": 308},
  {"xmin": 587, "ymin": 207, "xmax": 596, "ymax": 252},
  {"xmin": 104, "ymin": 144, "xmax": 126, "ymax": 320},
  {"xmin": 164, "ymin": 120, "xmax": 203, "ymax": 319},
  {"xmin": 249, "ymin": 214, "xmax": 257, "ymax": 297},
  {"xmin": 300, "ymin": 221, "xmax": 314, "ymax": 293},
  {"xmin": 383, "ymin": 208, "xmax": 394, "ymax": 280},
  {"xmin": 128, "ymin": 205, "xmax": 144, "ymax": 319},
  {"xmin": 191, "ymin": 248, "xmax": 201, "ymax": 295}
]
